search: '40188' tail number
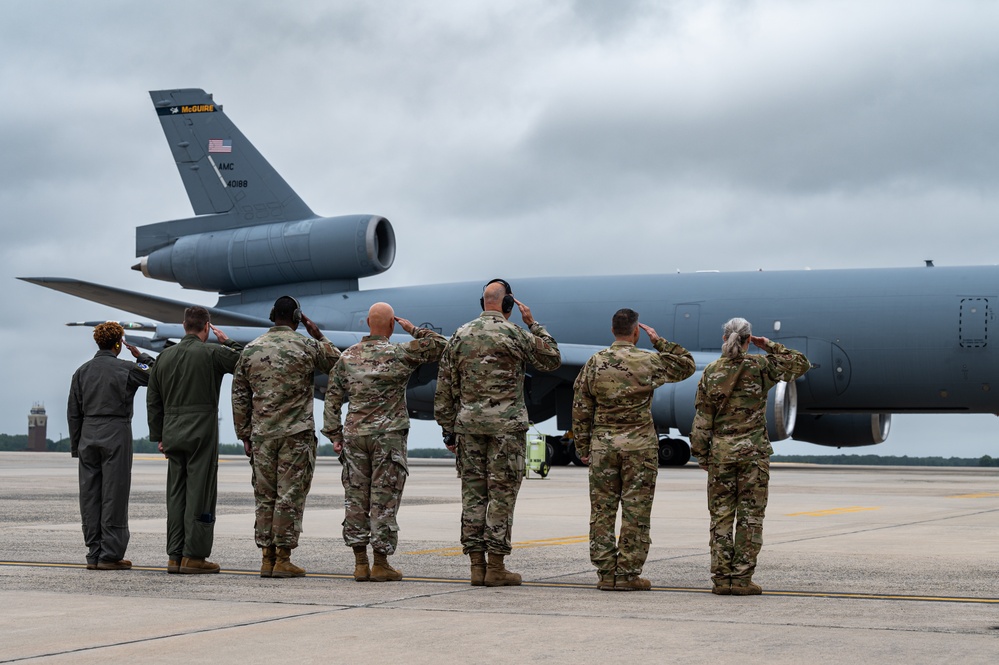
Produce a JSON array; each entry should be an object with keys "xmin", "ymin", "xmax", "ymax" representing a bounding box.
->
[{"xmin": 227, "ymin": 180, "xmax": 248, "ymax": 188}]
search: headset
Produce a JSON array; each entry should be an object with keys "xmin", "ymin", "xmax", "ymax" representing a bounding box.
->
[
  {"xmin": 269, "ymin": 295, "xmax": 303, "ymax": 325},
  {"xmin": 481, "ymin": 278, "xmax": 515, "ymax": 314}
]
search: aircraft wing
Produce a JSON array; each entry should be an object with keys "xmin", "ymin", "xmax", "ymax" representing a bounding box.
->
[{"xmin": 18, "ymin": 277, "xmax": 271, "ymax": 327}]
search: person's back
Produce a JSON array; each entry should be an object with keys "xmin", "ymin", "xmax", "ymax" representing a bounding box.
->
[
  {"xmin": 150, "ymin": 337, "xmax": 234, "ymax": 415},
  {"xmin": 442, "ymin": 311, "xmax": 560, "ymax": 434},
  {"xmin": 235, "ymin": 327, "xmax": 337, "ymax": 440}
]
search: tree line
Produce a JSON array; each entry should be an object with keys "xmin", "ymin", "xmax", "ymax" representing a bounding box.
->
[{"xmin": 2, "ymin": 433, "xmax": 995, "ymax": 466}]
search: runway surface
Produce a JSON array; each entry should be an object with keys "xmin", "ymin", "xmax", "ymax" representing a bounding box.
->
[{"xmin": 1, "ymin": 452, "xmax": 997, "ymax": 663}]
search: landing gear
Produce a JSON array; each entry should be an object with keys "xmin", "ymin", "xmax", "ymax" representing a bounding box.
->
[
  {"xmin": 545, "ymin": 435, "xmax": 572, "ymax": 466},
  {"xmin": 657, "ymin": 437, "xmax": 691, "ymax": 467}
]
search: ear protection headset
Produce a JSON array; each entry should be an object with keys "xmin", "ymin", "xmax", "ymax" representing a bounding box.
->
[
  {"xmin": 269, "ymin": 295, "xmax": 303, "ymax": 325},
  {"xmin": 481, "ymin": 278, "xmax": 515, "ymax": 314}
]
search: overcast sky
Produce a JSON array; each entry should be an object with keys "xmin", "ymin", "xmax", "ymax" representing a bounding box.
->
[{"xmin": 2, "ymin": 1, "xmax": 998, "ymax": 457}]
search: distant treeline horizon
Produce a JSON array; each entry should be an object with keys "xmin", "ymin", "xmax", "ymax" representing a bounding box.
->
[{"xmin": 2, "ymin": 433, "xmax": 995, "ymax": 466}]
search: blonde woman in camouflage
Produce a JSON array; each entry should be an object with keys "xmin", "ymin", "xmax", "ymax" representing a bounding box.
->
[{"xmin": 690, "ymin": 318, "xmax": 809, "ymax": 596}]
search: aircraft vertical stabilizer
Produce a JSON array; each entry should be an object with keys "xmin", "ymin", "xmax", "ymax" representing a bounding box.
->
[{"xmin": 140, "ymin": 88, "xmax": 315, "ymax": 255}]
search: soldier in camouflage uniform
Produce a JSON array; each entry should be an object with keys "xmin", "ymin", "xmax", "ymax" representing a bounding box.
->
[
  {"xmin": 572, "ymin": 309, "xmax": 695, "ymax": 591},
  {"xmin": 323, "ymin": 302, "xmax": 446, "ymax": 582},
  {"xmin": 690, "ymin": 317, "xmax": 809, "ymax": 596},
  {"xmin": 232, "ymin": 296, "xmax": 340, "ymax": 578},
  {"xmin": 435, "ymin": 279, "xmax": 561, "ymax": 587}
]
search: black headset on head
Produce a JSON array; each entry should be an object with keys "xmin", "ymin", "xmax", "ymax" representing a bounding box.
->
[
  {"xmin": 481, "ymin": 278, "xmax": 515, "ymax": 314},
  {"xmin": 269, "ymin": 295, "xmax": 303, "ymax": 325}
]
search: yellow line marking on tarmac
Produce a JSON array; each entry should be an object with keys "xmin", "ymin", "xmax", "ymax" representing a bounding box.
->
[
  {"xmin": 134, "ymin": 455, "xmax": 245, "ymax": 464},
  {"xmin": 406, "ymin": 535, "xmax": 589, "ymax": 556},
  {"xmin": 787, "ymin": 506, "xmax": 880, "ymax": 517},
  {"xmin": 948, "ymin": 492, "xmax": 999, "ymax": 499},
  {"xmin": 3, "ymin": 560, "xmax": 998, "ymax": 604}
]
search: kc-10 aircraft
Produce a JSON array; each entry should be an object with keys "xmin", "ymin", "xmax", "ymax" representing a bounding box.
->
[{"xmin": 20, "ymin": 88, "xmax": 999, "ymax": 466}]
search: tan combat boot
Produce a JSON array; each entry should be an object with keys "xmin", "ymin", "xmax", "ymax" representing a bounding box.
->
[
  {"xmin": 179, "ymin": 557, "xmax": 220, "ymax": 574},
  {"xmin": 469, "ymin": 551, "xmax": 486, "ymax": 586},
  {"xmin": 711, "ymin": 576, "xmax": 732, "ymax": 595},
  {"xmin": 596, "ymin": 571, "xmax": 616, "ymax": 591},
  {"xmin": 370, "ymin": 552, "xmax": 403, "ymax": 582},
  {"xmin": 352, "ymin": 545, "xmax": 371, "ymax": 582},
  {"xmin": 614, "ymin": 575, "xmax": 651, "ymax": 591},
  {"xmin": 484, "ymin": 553, "xmax": 522, "ymax": 587},
  {"xmin": 271, "ymin": 546, "xmax": 305, "ymax": 578},
  {"xmin": 260, "ymin": 545, "xmax": 276, "ymax": 578},
  {"xmin": 731, "ymin": 579, "xmax": 762, "ymax": 596}
]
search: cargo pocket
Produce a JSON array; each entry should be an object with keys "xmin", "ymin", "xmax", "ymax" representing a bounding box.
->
[{"xmin": 389, "ymin": 449, "xmax": 409, "ymax": 491}]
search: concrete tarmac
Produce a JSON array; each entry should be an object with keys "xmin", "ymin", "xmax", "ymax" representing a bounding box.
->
[{"xmin": 1, "ymin": 451, "xmax": 997, "ymax": 664}]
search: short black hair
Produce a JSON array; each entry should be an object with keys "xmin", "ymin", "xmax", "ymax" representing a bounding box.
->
[
  {"xmin": 183, "ymin": 306, "xmax": 210, "ymax": 333},
  {"xmin": 612, "ymin": 308, "xmax": 639, "ymax": 336}
]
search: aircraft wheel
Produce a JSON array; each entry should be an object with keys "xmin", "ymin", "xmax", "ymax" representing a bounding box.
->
[
  {"xmin": 546, "ymin": 435, "xmax": 571, "ymax": 465},
  {"xmin": 546, "ymin": 442, "xmax": 556, "ymax": 465},
  {"xmin": 658, "ymin": 438, "xmax": 691, "ymax": 467}
]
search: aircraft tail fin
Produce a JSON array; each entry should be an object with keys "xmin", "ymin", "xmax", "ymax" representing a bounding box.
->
[{"xmin": 148, "ymin": 88, "xmax": 314, "ymax": 224}]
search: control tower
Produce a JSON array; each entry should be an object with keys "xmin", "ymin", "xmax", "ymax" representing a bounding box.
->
[{"xmin": 28, "ymin": 404, "xmax": 47, "ymax": 452}]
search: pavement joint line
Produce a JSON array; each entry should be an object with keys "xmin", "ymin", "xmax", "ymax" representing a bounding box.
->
[
  {"xmin": 3, "ymin": 560, "xmax": 998, "ymax": 605},
  {"xmin": 0, "ymin": 607, "xmax": 338, "ymax": 664}
]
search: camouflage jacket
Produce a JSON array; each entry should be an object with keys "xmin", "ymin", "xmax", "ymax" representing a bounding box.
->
[
  {"xmin": 232, "ymin": 327, "xmax": 340, "ymax": 442},
  {"xmin": 434, "ymin": 311, "xmax": 561, "ymax": 435},
  {"xmin": 322, "ymin": 328, "xmax": 446, "ymax": 444},
  {"xmin": 572, "ymin": 338, "xmax": 695, "ymax": 457},
  {"xmin": 690, "ymin": 340, "xmax": 810, "ymax": 463}
]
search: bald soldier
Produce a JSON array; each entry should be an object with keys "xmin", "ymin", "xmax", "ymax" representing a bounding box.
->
[
  {"xmin": 435, "ymin": 278, "xmax": 561, "ymax": 586},
  {"xmin": 572, "ymin": 308, "xmax": 694, "ymax": 591},
  {"xmin": 68, "ymin": 322, "xmax": 155, "ymax": 570},
  {"xmin": 233, "ymin": 296, "xmax": 340, "ymax": 578},
  {"xmin": 323, "ymin": 302, "xmax": 446, "ymax": 582}
]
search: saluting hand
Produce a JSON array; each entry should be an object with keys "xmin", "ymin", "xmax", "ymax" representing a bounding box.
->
[
  {"xmin": 394, "ymin": 317, "xmax": 416, "ymax": 335},
  {"xmin": 638, "ymin": 322, "xmax": 660, "ymax": 344},
  {"xmin": 210, "ymin": 324, "xmax": 229, "ymax": 343},
  {"xmin": 515, "ymin": 299, "xmax": 535, "ymax": 326},
  {"xmin": 301, "ymin": 314, "xmax": 324, "ymax": 340},
  {"xmin": 123, "ymin": 341, "xmax": 142, "ymax": 359},
  {"xmin": 750, "ymin": 335, "xmax": 770, "ymax": 349}
]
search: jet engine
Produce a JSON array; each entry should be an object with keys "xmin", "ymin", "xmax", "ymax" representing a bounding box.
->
[
  {"xmin": 650, "ymin": 372, "xmax": 798, "ymax": 442},
  {"xmin": 790, "ymin": 413, "xmax": 891, "ymax": 447},
  {"xmin": 134, "ymin": 214, "xmax": 395, "ymax": 292}
]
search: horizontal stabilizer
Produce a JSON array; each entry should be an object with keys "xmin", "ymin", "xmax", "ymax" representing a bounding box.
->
[{"xmin": 18, "ymin": 277, "xmax": 271, "ymax": 327}]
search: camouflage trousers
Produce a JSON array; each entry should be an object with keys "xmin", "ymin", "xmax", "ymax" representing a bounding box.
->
[
  {"xmin": 339, "ymin": 430, "xmax": 409, "ymax": 555},
  {"xmin": 456, "ymin": 431, "xmax": 526, "ymax": 555},
  {"xmin": 588, "ymin": 446, "xmax": 658, "ymax": 577},
  {"xmin": 250, "ymin": 429, "xmax": 317, "ymax": 549},
  {"xmin": 707, "ymin": 456, "xmax": 770, "ymax": 582}
]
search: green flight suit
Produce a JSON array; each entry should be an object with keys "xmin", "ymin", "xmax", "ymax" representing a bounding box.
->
[{"xmin": 147, "ymin": 334, "xmax": 243, "ymax": 560}]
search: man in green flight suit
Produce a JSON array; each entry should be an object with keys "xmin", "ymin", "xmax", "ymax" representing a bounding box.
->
[{"xmin": 147, "ymin": 306, "xmax": 243, "ymax": 575}]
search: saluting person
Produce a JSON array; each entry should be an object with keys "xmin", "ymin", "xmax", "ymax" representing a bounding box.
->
[
  {"xmin": 435, "ymin": 279, "xmax": 561, "ymax": 586},
  {"xmin": 572, "ymin": 309, "xmax": 694, "ymax": 591},
  {"xmin": 323, "ymin": 302, "xmax": 446, "ymax": 582},
  {"xmin": 690, "ymin": 317, "xmax": 809, "ymax": 596},
  {"xmin": 68, "ymin": 322, "xmax": 155, "ymax": 571}
]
